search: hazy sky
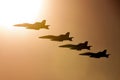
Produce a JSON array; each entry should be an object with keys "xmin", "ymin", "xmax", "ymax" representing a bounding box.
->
[{"xmin": 0, "ymin": 0, "xmax": 119, "ymax": 80}]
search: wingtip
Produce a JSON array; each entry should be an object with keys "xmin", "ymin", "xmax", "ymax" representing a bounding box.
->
[
  {"xmin": 79, "ymin": 53, "xmax": 82, "ymax": 55},
  {"xmin": 13, "ymin": 24, "xmax": 19, "ymax": 26},
  {"xmin": 38, "ymin": 36, "xmax": 43, "ymax": 38},
  {"xmin": 59, "ymin": 45, "xmax": 63, "ymax": 47}
]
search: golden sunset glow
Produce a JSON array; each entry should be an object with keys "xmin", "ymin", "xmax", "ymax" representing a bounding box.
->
[
  {"xmin": 0, "ymin": 0, "xmax": 47, "ymax": 30},
  {"xmin": 0, "ymin": 0, "xmax": 119, "ymax": 80}
]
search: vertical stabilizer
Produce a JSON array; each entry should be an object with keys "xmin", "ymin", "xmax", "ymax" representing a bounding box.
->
[
  {"xmin": 103, "ymin": 49, "xmax": 107, "ymax": 53},
  {"xmin": 41, "ymin": 20, "xmax": 46, "ymax": 25},
  {"xmin": 66, "ymin": 32, "xmax": 70, "ymax": 37}
]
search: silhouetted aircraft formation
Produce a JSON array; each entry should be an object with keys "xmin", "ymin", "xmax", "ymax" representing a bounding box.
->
[
  {"xmin": 79, "ymin": 50, "xmax": 110, "ymax": 58},
  {"xmin": 14, "ymin": 20, "xmax": 50, "ymax": 30},
  {"xmin": 14, "ymin": 19, "xmax": 110, "ymax": 59},
  {"xmin": 39, "ymin": 32, "xmax": 74, "ymax": 42},
  {"xmin": 59, "ymin": 41, "xmax": 92, "ymax": 51}
]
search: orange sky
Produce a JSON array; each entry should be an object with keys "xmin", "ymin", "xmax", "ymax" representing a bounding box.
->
[{"xmin": 0, "ymin": 0, "xmax": 119, "ymax": 80}]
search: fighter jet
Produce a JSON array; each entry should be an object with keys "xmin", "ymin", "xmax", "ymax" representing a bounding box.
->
[
  {"xmin": 39, "ymin": 32, "xmax": 73, "ymax": 42},
  {"xmin": 59, "ymin": 41, "xmax": 92, "ymax": 50},
  {"xmin": 14, "ymin": 20, "xmax": 50, "ymax": 30},
  {"xmin": 79, "ymin": 49, "xmax": 110, "ymax": 58}
]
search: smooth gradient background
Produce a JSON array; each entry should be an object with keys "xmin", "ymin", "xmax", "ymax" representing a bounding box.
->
[{"xmin": 0, "ymin": 0, "xmax": 119, "ymax": 80}]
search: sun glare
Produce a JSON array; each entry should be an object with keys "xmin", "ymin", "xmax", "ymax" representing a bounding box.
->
[{"xmin": 0, "ymin": 0, "xmax": 46, "ymax": 30}]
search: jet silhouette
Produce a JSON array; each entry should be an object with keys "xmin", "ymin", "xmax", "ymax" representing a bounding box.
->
[
  {"xmin": 79, "ymin": 49, "xmax": 110, "ymax": 58},
  {"xmin": 59, "ymin": 41, "xmax": 92, "ymax": 50},
  {"xmin": 14, "ymin": 20, "xmax": 50, "ymax": 30},
  {"xmin": 39, "ymin": 32, "xmax": 73, "ymax": 42}
]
